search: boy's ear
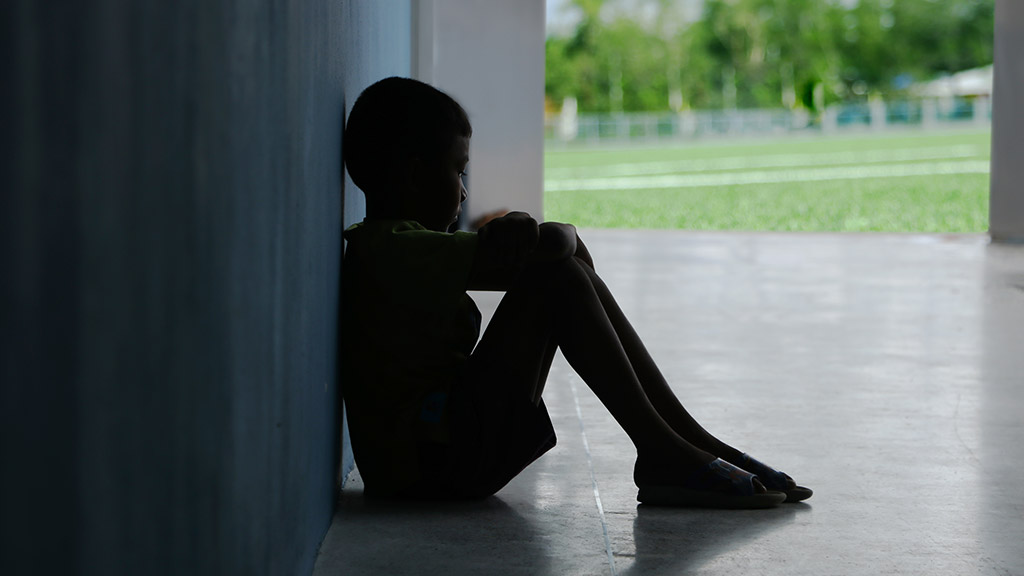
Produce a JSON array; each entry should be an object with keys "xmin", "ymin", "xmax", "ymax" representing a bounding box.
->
[
  {"xmin": 406, "ymin": 155, "xmax": 427, "ymax": 191},
  {"xmin": 384, "ymin": 155, "xmax": 419, "ymax": 192}
]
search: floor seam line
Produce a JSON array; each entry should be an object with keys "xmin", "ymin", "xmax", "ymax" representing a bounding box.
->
[{"xmin": 569, "ymin": 376, "xmax": 617, "ymax": 576}]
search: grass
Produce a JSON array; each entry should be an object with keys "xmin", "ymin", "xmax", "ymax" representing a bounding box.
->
[{"xmin": 544, "ymin": 129, "xmax": 991, "ymax": 232}]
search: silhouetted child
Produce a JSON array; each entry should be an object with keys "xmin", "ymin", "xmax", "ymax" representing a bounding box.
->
[{"xmin": 341, "ymin": 77, "xmax": 810, "ymax": 508}]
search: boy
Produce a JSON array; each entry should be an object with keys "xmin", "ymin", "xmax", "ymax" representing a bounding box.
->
[{"xmin": 341, "ymin": 77, "xmax": 810, "ymax": 508}]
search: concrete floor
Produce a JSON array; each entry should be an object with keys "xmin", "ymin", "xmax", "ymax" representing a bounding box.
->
[{"xmin": 315, "ymin": 230, "xmax": 1024, "ymax": 576}]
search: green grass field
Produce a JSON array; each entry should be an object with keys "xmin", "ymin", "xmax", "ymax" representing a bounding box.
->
[{"xmin": 544, "ymin": 129, "xmax": 991, "ymax": 232}]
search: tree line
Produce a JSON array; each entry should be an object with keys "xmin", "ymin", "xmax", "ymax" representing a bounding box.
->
[{"xmin": 545, "ymin": 0, "xmax": 995, "ymax": 114}]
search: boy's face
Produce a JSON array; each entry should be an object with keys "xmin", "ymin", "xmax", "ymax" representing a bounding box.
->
[{"xmin": 411, "ymin": 136, "xmax": 469, "ymax": 232}]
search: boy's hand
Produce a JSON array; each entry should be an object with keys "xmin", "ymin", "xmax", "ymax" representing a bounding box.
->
[
  {"xmin": 469, "ymin": 213, "xmax": 585, "ymax": 290},
  {"xmin": 477, "ymin": 211, "xmax": 540, "ymax": 269}
]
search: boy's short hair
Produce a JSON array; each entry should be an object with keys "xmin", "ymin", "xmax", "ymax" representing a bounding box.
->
[{"xmin": 344, "ymin": 77, "xmax": 472, "ymax": 196}]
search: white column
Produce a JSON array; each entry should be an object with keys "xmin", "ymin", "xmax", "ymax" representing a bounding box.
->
[
  {"xmin": 990, "ymin": 0, "xmax": 1024, "ymax": 243},
  {"xmin": 869, "ymin": 96, "xmax": 886, "ymax": 131},
  {"xmin": 411, "ymin": 0, "xmax": 435, "ymax": 84},
  {"xmin": 413, "ymin": 0, "xmax": 546, "ymax": 226}
]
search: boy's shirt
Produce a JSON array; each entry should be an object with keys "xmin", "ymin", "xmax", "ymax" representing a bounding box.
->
[{"xmin": 341, "ymin": 219, "xmax": 481, "ymax": 494}]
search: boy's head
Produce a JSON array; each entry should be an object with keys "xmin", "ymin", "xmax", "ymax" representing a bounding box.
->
[{"xmin": 344, "ymin": 77, "xmax": 472, "ymax": 231}]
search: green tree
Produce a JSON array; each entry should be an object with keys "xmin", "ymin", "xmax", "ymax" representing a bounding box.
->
[
  {"xmin": 544, "ymin": 0, "xmax": 995, "ymax": 113},
  {"xmin": 834, "ymin": 0, "xmax": 994, "ymax": 98}
]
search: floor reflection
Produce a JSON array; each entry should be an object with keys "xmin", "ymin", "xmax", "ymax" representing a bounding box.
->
[
  {"xmin": 319, "ymin": 486, "xmax": 553, "ymax": 575},
  {"xmin": 617, "ymin": 504, "xmax": 806, "ymax": 575}
]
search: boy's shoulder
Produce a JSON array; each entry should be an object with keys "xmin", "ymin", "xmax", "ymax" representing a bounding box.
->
[
  {"xmin": 343, "ymin": 219, "xmax": 478, "ymax": 272},
  {"xmin": 342, "ymin": 218, "xmax": 481, "ymax": 327},
  {"xmin": 344, "ymin": 219, "xmax": 476, "ymax": 246},
  {"xmin": 344, "ymin": 218, "xmax": 423, "ymax": 238}
]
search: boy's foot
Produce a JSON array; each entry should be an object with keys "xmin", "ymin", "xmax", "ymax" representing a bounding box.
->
[
  {"xmin": 635, "ymin": 458, "xmax": 786, "ymax": 509},
  {"xmin": 730, "ymin": 453, "xmax": 813, "ymax": 503}
]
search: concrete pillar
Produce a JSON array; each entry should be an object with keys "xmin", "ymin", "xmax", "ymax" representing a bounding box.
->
[
  {"xmin": 974, "ymin": 95, "xmax": 990, "ymax": 126},
  {"xmin": 921, "ymin": 98, "xmax": 937, "ymax": 129},
  {"xmin": 822, "ymin": 105, "xmax": 838, "ymax": 133},
  {"xmin": 559, "ymin": 96, "xmax": 579, "ymax": 142},
  {"xmin": 870, "ymin": 96, "xmax": 887, "ymax": 131},
  {"xmin": 990, "ymin": 0, "xmax": 1024, "ymax": 243},
  {"xmin": 413, "ymin": 0, "xmax": 545, "ymax": 225}
]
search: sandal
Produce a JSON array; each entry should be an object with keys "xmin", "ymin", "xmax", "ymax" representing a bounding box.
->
[
  {"xmin": 734, "ymin": 453, "xmax": 813, "ymax": 503},
  {"xmin": 637, "ymin": 458, "xmax": 786, "ymax": 509}
]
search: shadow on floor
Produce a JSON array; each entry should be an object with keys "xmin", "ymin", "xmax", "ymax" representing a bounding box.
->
[
  {"xmin": 317, "ymin": 485, "xmax": 555, "ymax": 575},
  {"xmin": 618, "ymin": 503, "xmax": 809, "ymax": 574},
  {"xmin": 319, "ymin": 474, "xmax": 810, "ymax": 575}
]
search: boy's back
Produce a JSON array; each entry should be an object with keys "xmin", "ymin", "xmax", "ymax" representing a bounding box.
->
[{"xmin": 341, "ymin": 219, "xmax": 479, "ymax": 494}]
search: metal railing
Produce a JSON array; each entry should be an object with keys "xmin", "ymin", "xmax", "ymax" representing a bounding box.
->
[{"xmin": 545, "ymin": 96, "xmax": 991, "ymax": 145}]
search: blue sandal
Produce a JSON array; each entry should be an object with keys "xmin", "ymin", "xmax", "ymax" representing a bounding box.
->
[
  {"xmin": 735, "ymin": 453, "xmax": 813, "ymax": 503},
  {"xmin": 637, "ymin": 458, "xmax": 786, "ymax": 509}
]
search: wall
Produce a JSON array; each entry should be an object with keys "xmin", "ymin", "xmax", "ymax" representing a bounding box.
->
[
  {"xmin": 1, "ymin": 0, "xmax": 407, "ymax": 574},
  {"xmin": 990, "ymin": 0, "xmax": 1024, "ymax": 242},
  {"xmin": 414, "ymin": 0, "xmax": 546, "ymax": 225},
  {"xmin": 343, "ymin": 2, "xmax": 413, "ymax": 231},
  {"xmin": 338, "ymin": 0, "xmax": 413, "ymax": 487}
]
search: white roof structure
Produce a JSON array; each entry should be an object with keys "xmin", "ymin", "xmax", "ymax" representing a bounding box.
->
[{"xmin": 914, "ymin": 65, "xmax": 993, "ymax": 97}]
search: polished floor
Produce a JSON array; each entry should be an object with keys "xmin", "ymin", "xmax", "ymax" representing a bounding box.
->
[{"xmin": 315, "ymin": 230, "xmax": 1024, "ymax": 576}]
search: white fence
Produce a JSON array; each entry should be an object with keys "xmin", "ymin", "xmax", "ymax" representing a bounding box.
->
[{"xmin": 545, "ymin": 97, "xmax": 991, "ymax": 144}]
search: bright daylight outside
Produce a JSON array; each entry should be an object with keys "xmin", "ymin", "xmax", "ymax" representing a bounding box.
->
[{"xmin": 543, "ymin": 0, "xmax": 994, "ymax": 232}]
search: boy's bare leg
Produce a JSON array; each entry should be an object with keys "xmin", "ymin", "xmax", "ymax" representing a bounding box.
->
[
  {"xmin": 471, "ymin": 256, "xmax": 719, "ymax": 484},
  {"xmin": 574, "ymin": 241, "xmax": 806, "ymax": 499},
  {"xmin": 578, "ymin": 263, "xmax": 746, "ymax": 463}
]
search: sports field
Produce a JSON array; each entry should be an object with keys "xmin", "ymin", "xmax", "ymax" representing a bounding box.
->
[{"xmin": 544, "ymin": 129, "xmax": 991, "ymax": 232}]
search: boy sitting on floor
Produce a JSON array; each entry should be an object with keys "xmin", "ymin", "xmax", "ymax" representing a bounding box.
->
[{"xmin": 340, "ymin": 77, "xmax": 810, "ymax": 508}]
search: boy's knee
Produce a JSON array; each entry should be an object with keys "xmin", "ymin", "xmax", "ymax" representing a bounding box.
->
[{"xmin": 521, "ymin": 256, "xmax": 592, "ymax": 296}]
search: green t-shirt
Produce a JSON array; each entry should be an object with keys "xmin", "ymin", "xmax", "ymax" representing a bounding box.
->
[{"xmin": 341, "ymin": 219, "xmax": 481, "ymax": 494}]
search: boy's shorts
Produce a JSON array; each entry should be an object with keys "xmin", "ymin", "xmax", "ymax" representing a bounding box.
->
[{"xmin": 405, "ymin": 369, "xmax": 557, "ymax": 500}]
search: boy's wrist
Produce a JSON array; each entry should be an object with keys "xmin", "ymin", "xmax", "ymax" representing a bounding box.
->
[{"xmin": 532, "ymin": 222, "xmax": 577, "ymax": 263}]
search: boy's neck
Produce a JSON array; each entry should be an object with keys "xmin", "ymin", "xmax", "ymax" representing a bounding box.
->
[{"xmin": 365, "ymin": 199, "xmax": 405, "ymax": 222}]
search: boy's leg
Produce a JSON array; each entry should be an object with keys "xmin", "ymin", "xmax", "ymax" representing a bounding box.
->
[
  {"xmin": 575, "ymin": 247, "xmax": 807, "ymax": 500},
  {"xmin": 468, "ymin": 257, "xmax": 715, "ymax": 482},
  {"xmin": 579, "ymin": 263, "xmax": 745, "ymax": 463}
]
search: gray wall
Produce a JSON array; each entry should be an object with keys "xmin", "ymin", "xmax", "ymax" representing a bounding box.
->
[
  {"xmin": 990, "ymin": 0, "xmax": 1024, "ymax": 243},
  {"xmin": 413, "ymin": 0, "xmax": 546, "ymax": 225},
  {"xmin": 338, "ymin": 0, "xmax": 413, "ymax": 490},
  {"xmin": 1, "ymin": 1, "xmax": 406, "ymax": 574}
]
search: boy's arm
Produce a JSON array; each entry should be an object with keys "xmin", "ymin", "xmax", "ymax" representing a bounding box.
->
[{"xmin": 467, "ymin": 212, "xmax": 581, "ymax": 290}]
